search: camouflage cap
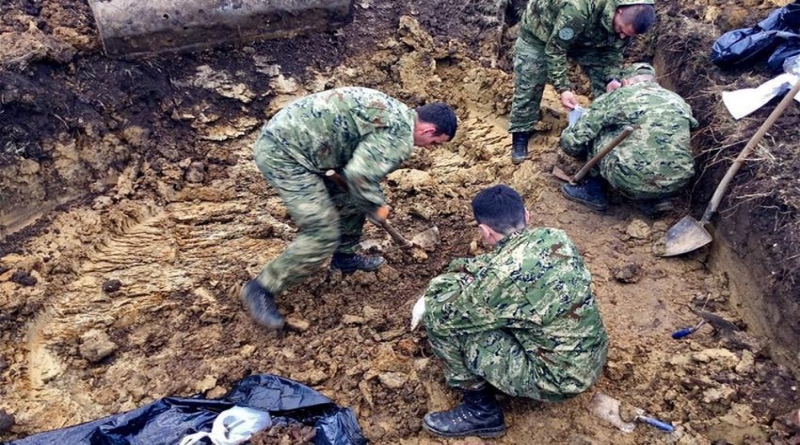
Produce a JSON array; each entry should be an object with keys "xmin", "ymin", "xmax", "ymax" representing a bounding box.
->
[{"xmin": 623, "ymin": 63, "xmax": 656, "ymax": 78}]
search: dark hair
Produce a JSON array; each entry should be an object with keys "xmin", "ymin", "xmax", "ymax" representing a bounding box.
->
[
  {"xmin": 618, "ymin": 4, "xmax": 656, "ymax": 34},
  {"xmin": 471, "ymin": 185, "xmax": 526, "ymax": 235},
  {"xmin": 415, "ymin": 103, "xmax": 458, "ymax": 139}
]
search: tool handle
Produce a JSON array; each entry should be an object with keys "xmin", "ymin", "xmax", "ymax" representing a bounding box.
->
[
  {"xmin": 701, "ymin": 78, "xmax": 800, "ymax": 224},
  {"xmin": 637, "ymin": 416, "xmax": 675, "ymax": 433},
  {"xmin": 324, "ymin": 170, "xmax": 413, "ymax": 248},
  {"xmin": 671, "ymin": 327, "xmax": 697, "ymax": 339},
  {"xmin": 573, "ymin": 125, "xmax": 635, "ymax": 182}
]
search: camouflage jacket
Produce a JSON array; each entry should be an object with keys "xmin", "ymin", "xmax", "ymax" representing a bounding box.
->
[
  {"xmin": 560, "ymin": 80, "xmax": 698, "ymax": 191},
  {"xmin": 423, "ymin": 228, "xmax": 608, "ymax": 396},
  {"xmin": 520, "ymin": 0, "xmax": 655, "ymax": 93},
  {"xmin": 262, "ymin": 87, "xmax": 416, "ymax": 212}
]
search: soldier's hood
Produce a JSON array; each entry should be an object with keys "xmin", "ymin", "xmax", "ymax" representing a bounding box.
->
[{"xmin": 600, "ymin": 0, "xmax": 656, "ymax": 33}]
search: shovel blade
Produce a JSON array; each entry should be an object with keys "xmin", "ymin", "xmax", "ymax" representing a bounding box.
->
[
  {"xmin": 589, "ymin": 393, "xmax": 636, "ymax": 433},
  {"xmin": 660, "ymin": 215, "xmax": 713, "ymax": 257}
]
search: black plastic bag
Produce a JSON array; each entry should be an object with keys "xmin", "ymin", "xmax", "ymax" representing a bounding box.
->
[
  {"xmin": 7, "ymin": 374, "xmax": 367, "ymax": 445},
  {"xmin": 711, "ymin": 0, "xmax": 800, "ymax": 71}
]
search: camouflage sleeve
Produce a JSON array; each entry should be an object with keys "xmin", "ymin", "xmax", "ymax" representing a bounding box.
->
[
  {"xmin": 594, "ymin": 47, "xmax": 624, "ymax": 82},
  {"xmin": 342, "ymin": 131, "xmax": 413, "ymax": 212},
  {"xmin": 544, "ymin": 3, "xmax": 591, "ymax": 93},
  {"xmin": 559, "ymin": 93, "xmax": 615, "ymax": 157}
]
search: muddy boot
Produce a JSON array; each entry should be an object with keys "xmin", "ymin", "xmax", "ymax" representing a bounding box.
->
[
  {"xmin": 636, "ymin": 197, "xmax": 676, "ymax": 219},
  {"xmin": 240, "ymin": 280, "xmax": 285, "ymax": 330},
  {"xmin": 422, "ymin": 387, "xmax": 506, "ymax": 438},
  {"xmin": 561, "ymin": 177, "xmax": 609, "ymax": 211},
  {"xmin": 330, "ymin": 252, "xmax": 385, "ymax": 274},
  {"xmin": 511, "ymin": 132, "xmax": 530, "ymax": 165}
]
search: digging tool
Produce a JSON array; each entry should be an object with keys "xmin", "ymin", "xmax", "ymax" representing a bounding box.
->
[
  {"xmin": 324, "ymin": 170, "xmax": 413, "ymax": 249},
  {"xmin": 552, "ymin": 126, "xmax": 635, "ymax": 184},
  {"xmin": 672, "ymin": 320, "xmax": 706, "ymax": 339},
  {"xmin": 590, "ymin": 393, "xmax": 675, "ymax": 434},
  {"xmin": 660, "ymin": 77, "xmax": 800, "ymax": 257},
  {"xmin": 89, "ymin": 0, "xmax": 354, "ymax": 58}
]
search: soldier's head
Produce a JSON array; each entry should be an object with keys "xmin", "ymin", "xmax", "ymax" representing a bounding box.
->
[
  {"xmin": 414, "ymin": 103, "xmax": 458, "ymax": 147},
  {"xmin": 471, "ymin": 185, "xmax": 530, "ymax": 246},
  {"xmin": 622, "ymin": 62, "xmax": 657, "ymax": 86},
  {"xmin": 613, "ymin": 4, "xmax": 656, "ymax": 39}
]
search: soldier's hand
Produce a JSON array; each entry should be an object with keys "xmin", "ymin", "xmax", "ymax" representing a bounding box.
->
[
  {"xmin": 560, "ymin": 91, "xmax": 579, "ymax": 110},
  {"xmin": 606, "ymin": 79, "xmax": 622, "ymax": 93},
  {"xmin": 374, "ymin": 204, "xmax": 391, "ymax": 222}
]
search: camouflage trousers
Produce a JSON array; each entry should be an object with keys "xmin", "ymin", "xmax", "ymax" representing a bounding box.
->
[
  {"xmin": 425, "ymin": 273, "xmax": 574, "ymax": 402},
  {"xmin": 588, "ymin": 136, "xmax": 694, "ymax": 200},
  {"xmin": 509, "ymin": 36, "xmax": 610, "ymax": 134},
  {"xmin": 252, "ymin": 132, "xmax": 366, "ymax": 295}
]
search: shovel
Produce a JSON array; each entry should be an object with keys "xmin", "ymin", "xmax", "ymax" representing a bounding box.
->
[
  {"xmin": 552, "ymin": 126, "xmax": 635, "ymax": 184},
  {"xmin": 660, "ymin": 77, "xmax": 800, "ymax": 257},
  {"xmin": 590, "ymin": 393, "xmax": 675, "ymax": 434},
  {"xmin": 324, "ymin": 170, "xmax": 414, "ymax": 249}
]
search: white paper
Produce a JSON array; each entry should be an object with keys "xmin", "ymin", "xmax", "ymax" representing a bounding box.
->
[
  {"xmin": 722, "ymin": 73, "xmax": 800, "ymax": 120},
  {"xmin": 568, "ymin": 106, "xmax": 585, "ymax": 126}
]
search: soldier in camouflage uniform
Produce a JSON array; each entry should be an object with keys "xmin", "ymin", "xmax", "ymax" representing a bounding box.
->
[
  {"xmin": 412, "ymin": 185, "xmax": 608, "ymax": 438},
  {"xmin": 509, "ymin": 0, "xmax": 656, "ymax": 164},
  {"xmin": 560, "ymin": 63, "xmax": 698, "ymax": 213},
  {"xmin": 241, "ymin": 87, "xmax": 457, "ymax": 330}
]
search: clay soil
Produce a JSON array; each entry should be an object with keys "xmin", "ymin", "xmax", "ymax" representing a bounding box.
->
[{"xmin": 1, "ymin": 1, "xmax": 800, "ymax": 445}]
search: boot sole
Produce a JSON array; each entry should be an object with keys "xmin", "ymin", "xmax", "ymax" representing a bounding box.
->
[
  {"xmin": 422, "ymin": 422, "xmax": 507, "ymax": 438},
  {"xmin": 560, "ymin": 186, "xmax": 608, "ymax": 212}
]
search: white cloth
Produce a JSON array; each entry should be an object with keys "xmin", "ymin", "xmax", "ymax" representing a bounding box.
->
[
  {"xmin": 567, "ymin": 106, "xmax": 585, "ymax": 126},
  {"xmin": 410, "ymin": 295, "xmax": 425, "ymax": 331},
  {"xmin": 179, "ymin": 406, "xmax": 272, "ymax": 445},
  {"xmin": 722, "ymin": 73, "xmax": 800, "ymax": 119}
]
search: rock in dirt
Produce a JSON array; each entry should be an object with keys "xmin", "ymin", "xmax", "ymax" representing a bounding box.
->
[
  {"xmin": 291, "ymin": 369, "xmax": 328, "ymax": 385},
  {"xmin": 0, "ymin": 409, "xmax": 14, "ymax": 433},
  {"xmin": 285, "ymin": 317, "xmax": 310, "ymax": 332},
  {"xmin": 378, "ymin": 372, "xmax": 408, "ymax": 389},
  {"xmin": 611, "ymin": 262, "xmax": 642, "ymax": 283},
  {"xmin": 10, "ymin": 269, "xmax": 37, "ymax": 287},
  {"xmin": 735, "ymin": 350, "xmax": 755, "ymax": 375},
  {"xmin": 410, "ymin": 226, "xmax": 440, "ymax": 251},
  {"xmin": 102, "ymin": 279, "xmax": 122, "ymax": 293},
  {"xmin": 387, "ymin": 168, "xmax": 432, "ymax": 192},
  {"xmin": 692, "ymin": 348, "xmax": 738, "ymax": 368},
  {"xmin": 79, "ymin": 329, "xmax": 118, "ymax": 363},
  {"xmin": 702, "ymin": 385, "xmax": 736, "ymax": 404},
  {"xmin": 625, "ymin": 219, "xmax": 652, "ymax": 240}
]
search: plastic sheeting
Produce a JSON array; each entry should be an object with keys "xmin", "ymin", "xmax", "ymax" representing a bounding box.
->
[
  {"xmin": 711, "ymin": 1, "xmax": 800, "ymax": 72},
  {"xmin": 8, "ymin": 374, "xmax": 367, "ymax": 445}
]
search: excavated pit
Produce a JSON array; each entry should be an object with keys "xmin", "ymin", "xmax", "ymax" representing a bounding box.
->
[{"xmin": 1, "ymin": 0, "xmax": 799, "ymax": 444}]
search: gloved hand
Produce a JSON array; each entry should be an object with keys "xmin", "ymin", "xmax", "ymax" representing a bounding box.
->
[
  {"xmin": 410, "ymin": 295, "xmax": 426, "ymax": 331},
  {"xmin": 374, "ymin": 204, "xmax": 391, "ymax": 222}
]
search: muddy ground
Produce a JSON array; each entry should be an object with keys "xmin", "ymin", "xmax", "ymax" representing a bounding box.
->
[{"xmin": 1, "ymin": 0, "xmax": 800, "ymax": 444}]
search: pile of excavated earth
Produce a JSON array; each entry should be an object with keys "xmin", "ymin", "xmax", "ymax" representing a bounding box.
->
[{"xmin": 1, "ymin": 0, "xmax": 799, "ymax": 444}]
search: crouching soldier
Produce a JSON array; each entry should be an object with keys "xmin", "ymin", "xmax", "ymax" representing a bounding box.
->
[
  {"xmin": 243, "ymin": 87, "xmax": 457, "ymax": 329},
  {"xmin": 411, "ymin": 184, "xmax": 608, "ymax": 438},
  {"xmin": 559, "ymin": 63, "xmax": 699, "ymax": 215}
]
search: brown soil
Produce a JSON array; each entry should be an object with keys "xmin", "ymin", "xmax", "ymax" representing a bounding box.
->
[{"xmin": 1, "ymin": 1, "xmax": 800, "ymax": 445}]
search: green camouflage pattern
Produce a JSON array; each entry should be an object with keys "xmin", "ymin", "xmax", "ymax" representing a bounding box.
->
[
  {"xmin": 422, "ymin": 228, "xmax": 608, "ymax": 402},
  {"xmin": 560, "ymin": 79, "xmax": 699, "ymax": 199},
  {"xmin": 509, "ymin": 0, "xmax": 654, "ymax": 133},
  {"xmin": 252, "ymin": 87, "xmax": 416, "ymax": 294}
]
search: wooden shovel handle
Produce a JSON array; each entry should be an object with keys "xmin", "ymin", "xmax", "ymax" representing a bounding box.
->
[
  {"xmin": 573, "ymin": 125, "xmax": 635, "ymax": 182},
  {"xmin": 324, "ymin": 170, "xmax": 413, "ymax": 248},
  {"xmin": 701, "ymin": 78, "xmax": 800, "ymax": 224}
]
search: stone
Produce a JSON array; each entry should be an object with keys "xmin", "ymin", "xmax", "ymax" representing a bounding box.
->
[
  {"xmin": 285, "ymin": 317, "xmax": 310, "ymax": 332},
  {"xmin": 378, "ymin": 372, "xmax": 408, "ymax": 389},
  {"xmin": 702, "ymin": 385, "xmax": 736, "ymax": 404},
  {"xmin": 386, "ymin": 168, "xmax": 432, "ymax": 191},
  {"xmin": 611, "ymin": 262, "xmax": 642, "ymax": 283},
  {"xmin": 410, "ymin": 226, "xmax": 440, "ymax": 251},
  {"xmin": 692, "ymin": 348, "xmax": 738, "ymax": 368},
  {"xmin": 79, "ymin": 329, "xmax": 118, "ymax": 363},
  {"xmin": 102, "ymin": 279, "xmax": 122, "ymax": 293},
  {"xmin": 735, "ymin": 350, "xmax": 755, "ymax": 375},
  {"xmin": 10, "ymin": 269, "xmax": 37, "ymax": 287},
  {"xmin": 343, "ymin": 315, "xmax": 366, "ymax": 325},
  {"xmin": 625, "ymin": 219, "xmax": 652, "ymax": 240}
]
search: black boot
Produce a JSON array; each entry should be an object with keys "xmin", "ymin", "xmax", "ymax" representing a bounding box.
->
[
  {"xmin": 636, "ymin": 197, "xmax": 675, "ymax": 219},
  {"xmin": 561, "ymin": 176, "xmax": 609, "ymax": 211},
  {"xmin": 330, "ymin": 252, "xmax": 385, "ymax": 273},
  {"xmin": 422, "ymin": 387, "xmax": 506, "ymax": 438},
  {"xmin": 511, "ymin": 132, "xmax": 530, "ymax": 165},
  {"xmin": 240, "ymin": 280, "xmax": 285, "ymax": 330}
]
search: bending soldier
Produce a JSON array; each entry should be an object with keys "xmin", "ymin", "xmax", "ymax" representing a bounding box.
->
[
  {"xmin": 243, "ymin": 87, "xmax": 457, "ymax": 329},
  {"xmin": 412, "ymin": 185, "xmax": 608, "ymax": 438},
  {"xmin": 509, "ymin": 0, "xmax": 656, "ymax": 164},
  {"xmin": 560, "ymin": 63, "xmax": 699, "ymax": 214}
]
